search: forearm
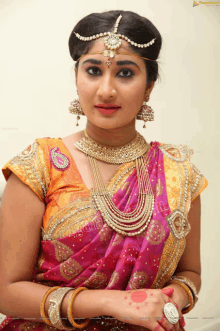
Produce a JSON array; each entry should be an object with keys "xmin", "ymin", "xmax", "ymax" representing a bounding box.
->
[
  {"xmin": 0, "ymin": 281, "xmax": 111, "ymax": 324},
  {"xmin": 163, "ymin": 271, "xmax": 201, "ymax": 310}
]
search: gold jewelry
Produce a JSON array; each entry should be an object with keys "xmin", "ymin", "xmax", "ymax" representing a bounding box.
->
[
  {"xmin": 171, "ymin": 275, "xmax": 199, "ymax": 303},
  {"xmin": 74, "ymin": 130, "xmax": 155, "ymax": 237},
  {"xmin": 69, "ymin": 91, "xmax": 154, "ymax": 129},
  {"xmin": 67, "ymin": 287, "xmax": 90, "ymax": 329},
  {"xmin": 137, "ymin": 94, "xmax": 154, "ymax": 128},
  {"xmin": 75, "ymin": 129, "xmax": 149, "ymax": 163},
  {"xmin": 74, "ymin": 14, "xmax": 156, "ymax": 67},
  {"xmin": 40, "ymin": 286, "xmax": 60, "ymax": 326},
  {"xmin": 69, "ymin": 98, "xmax": 84, "ymax": 126},
  {"xmin": 166, "ymin": 279, "xmax": 195, "ymax": 314},
  {"xmin": 48, "ymin": 287, "xmax": 75, "ymax": 329}
]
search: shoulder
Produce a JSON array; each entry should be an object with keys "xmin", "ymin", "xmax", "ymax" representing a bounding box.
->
[
  {"xmin": 158, "ymin": 142, "xmax": 194, "ymax": 162},
  {"xmin": 1, "ymin": 136, "xmax": 55, "ymax": 202}
]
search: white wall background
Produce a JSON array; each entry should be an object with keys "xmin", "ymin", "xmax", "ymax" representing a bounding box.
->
[{"xmin": 0, "ymin": 0, "xmax": 219, "ymax": 330}]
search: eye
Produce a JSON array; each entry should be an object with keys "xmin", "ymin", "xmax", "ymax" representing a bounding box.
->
[
  {"xmin": 86, "ymin": 67, "xmax": 134, "ymax": 78},
  {"xmin": 86, "ymin": 67, "xmax": 101, "ymax": 76},
  {"xmin": 118, "ymin": 69, "xmax": 134, "ymax": 78}
]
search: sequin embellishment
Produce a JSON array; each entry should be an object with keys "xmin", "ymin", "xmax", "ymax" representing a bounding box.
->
[
  {"xmin": 50, "ymin": 147, "xmax": 70, "ymax": 171},
  {"xmin": 166, "ymin": 209, "xmax": 191, "ymax": 239},
  {"xmin": 159, "ymin": 144, "xmax": 194, "ymax": 162}
]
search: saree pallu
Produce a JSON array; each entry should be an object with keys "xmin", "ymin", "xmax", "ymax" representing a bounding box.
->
[{"xmin": 1, "ymin": 137, "xmax": 209, "ymax": 331}]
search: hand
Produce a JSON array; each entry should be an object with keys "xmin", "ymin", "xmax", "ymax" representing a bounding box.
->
[{"xmin": 108, "ymin": 288, "xmax": 184, "ymax": 331}]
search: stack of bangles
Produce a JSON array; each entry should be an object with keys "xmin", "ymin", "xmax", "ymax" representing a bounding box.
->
[
  {"xmin": 40, "ymin": 286, "xmax": 91, "ymax": 330},
  {"xmin": 40, "ymin": 286, "xmax": 127, "ymax": 330},
  {"xmin": 165, "ymin": 275, "xmax": 199, "ymax": 314}
]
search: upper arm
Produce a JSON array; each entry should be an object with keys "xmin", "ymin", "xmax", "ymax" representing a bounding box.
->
[
  {"xmin": 175, "ymin": 194, "xmax": 201, "ymax": 275},
  {"xmin": 0, "ymin": 172, "xmax": 46, "ymax": 287}
]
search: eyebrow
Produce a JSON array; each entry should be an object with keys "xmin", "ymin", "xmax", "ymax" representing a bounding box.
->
[{"xmin": 82, "ymin": 58, "xmax": 139, "ymax": 68}]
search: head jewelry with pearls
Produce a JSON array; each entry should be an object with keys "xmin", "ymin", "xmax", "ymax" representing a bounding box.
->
[{"xmin": 74, "ymin": 14, "xmax": 156, "ymax": 67}]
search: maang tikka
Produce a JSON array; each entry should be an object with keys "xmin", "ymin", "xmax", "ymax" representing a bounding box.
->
[{"xmin": 68, "ymin": 14, "xmax": 155, "ymax": 128}]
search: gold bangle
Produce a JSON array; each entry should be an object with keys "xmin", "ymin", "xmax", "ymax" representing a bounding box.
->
[
  {"xmin": 171, "ymin": 275, "xmax": 198, "ymax": 303},
  {"xmin": 48, "ymin": 287, "xmax": 75, "ymax": 330},
  {"xmin": 40, "ymin": 286, "xmax": 61, "ymax": 326},
  {"xmin": 67, "ymin": 287, "xmax": 90, "ymax": 329},
  {"xmin": 167, "ymin": 279, "xmax": 195, "ymax": 314}
]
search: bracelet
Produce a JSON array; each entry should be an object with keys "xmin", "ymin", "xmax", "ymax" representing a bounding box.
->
[
  {"xmin": 166, "ymin": 279, "xmax": 195, "ymax": 314},
  {"xmin": 48, "ymin": 287, "xmax": 75, "ymax": 330},
  {"xmin": 40, "ymin": 286, "xmax": 60, "ymax": 326},
  {"xmin": 67, "ymin": 287, "xmax": 91, "ymax": 329},
  {"xmin": 171, "ymin": 275, "xmax": 198, "ymax": 303}
]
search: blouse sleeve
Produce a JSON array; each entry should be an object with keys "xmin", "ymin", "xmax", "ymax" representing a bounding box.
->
[
  {"xmin": 190, "ymin": 161, "xmax": 208, "ymax": 202},
  {"xmin": 1, "ymin": 139, "xmax": 50, "ymax": 202}
]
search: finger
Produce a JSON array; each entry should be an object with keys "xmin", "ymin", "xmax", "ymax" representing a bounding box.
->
[
  {"xmin": 159, "ymin": 298, "xmax": 180, "ymax": 331},
  {"xmin": 157, "ymin": 314, "xmax": 175, "ymax": 331},
  {"xmin": 152, "ymin": 322, "xmax": 167, "ymax": 331}
]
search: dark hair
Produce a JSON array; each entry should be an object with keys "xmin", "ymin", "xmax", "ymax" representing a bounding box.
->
[{"xmin": 68, "ymin": 10, "xmax": 162, "ymax": 87}]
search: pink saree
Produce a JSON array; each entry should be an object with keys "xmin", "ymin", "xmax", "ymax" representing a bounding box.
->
[{"xmin": 0, "ymin": 137, "xmax": 209, "ymax": 331}]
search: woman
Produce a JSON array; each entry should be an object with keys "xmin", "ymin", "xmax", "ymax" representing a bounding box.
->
[{"xmin": 0, "ymin": 10, "xmax": 208, "ymax": 331}]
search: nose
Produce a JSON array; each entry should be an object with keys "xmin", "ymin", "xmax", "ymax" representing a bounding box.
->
[{"xmin": 96, "ymin": 72, "xmax": 116, "ymax": 99}]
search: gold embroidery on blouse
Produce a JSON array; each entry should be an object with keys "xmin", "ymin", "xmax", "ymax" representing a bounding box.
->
[
  {"xmin": 3, "ymin": 140, "xmax": 50, "ymax": 201},
  {"xmin": 42, "ymin": 196, "xmax": 96, "ymax": 240},
  {"xmin": 152, "ymin": 232, "xmax": 186, "ymax": 289},
  {"xmin": 165, "ymin": 209, "xmax": 191, "ymax": 240},
  {"xmin": 190, "ymin": 162, "xmax": 207, "ymax": 201},
  {"xmin": 159, "ymin": 144, "xmax": 193, "ymax": 162},
  {"xmin": 160, "ymin": 143, "xmax": 192, "ymax": 228}
]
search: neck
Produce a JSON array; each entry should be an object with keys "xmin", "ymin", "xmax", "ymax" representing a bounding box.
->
[{"xmin": 84, "ymin": 119, "xmax": 138, "ymax": 147}]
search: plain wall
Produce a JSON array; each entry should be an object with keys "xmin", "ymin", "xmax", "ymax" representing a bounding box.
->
[{"xmin": 0, "ymin": 0, "xmax": 219, "ymax": 329}]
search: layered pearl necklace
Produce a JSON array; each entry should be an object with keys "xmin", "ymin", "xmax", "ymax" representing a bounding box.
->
[{"xmin": 74, "ymin": 130, "xmax": 154, "ymax": 236}]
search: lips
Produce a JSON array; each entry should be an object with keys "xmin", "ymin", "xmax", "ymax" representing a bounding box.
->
[
  {"xmin": 95, "ymin": 107, "xmax": 120, "ymax": 115},
  {"xmin": 95, "ymin": 103, "xmax": 120, "ymax": 108},
  {"xmin": 95, "ymin": 104, "xmax": 121, "ymax": 115}
]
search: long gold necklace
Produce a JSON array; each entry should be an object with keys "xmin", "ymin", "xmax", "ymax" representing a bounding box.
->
[{"xmin": 74, "ymin": 130, "xmax": 154, "ymax": 236}]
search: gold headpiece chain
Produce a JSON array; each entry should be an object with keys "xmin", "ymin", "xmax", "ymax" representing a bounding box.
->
[{"xmin": 74, "ymin": 14, "xmax": 157, "ymax": 66}]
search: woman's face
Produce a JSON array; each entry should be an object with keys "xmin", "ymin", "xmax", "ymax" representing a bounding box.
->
[{"xmin": 75, "ymin": 38, "xmax": 154, "ymax": 130}]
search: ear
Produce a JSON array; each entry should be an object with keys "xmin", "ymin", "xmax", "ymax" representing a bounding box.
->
[{"xmin": 146, "ymin": 81, "xmax": 155, "ymax": 95}]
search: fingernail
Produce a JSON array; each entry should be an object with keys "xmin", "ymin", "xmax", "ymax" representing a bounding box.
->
[{"xmin": 161, "ymin": 288, "xmax": 174, "ymax": 296}]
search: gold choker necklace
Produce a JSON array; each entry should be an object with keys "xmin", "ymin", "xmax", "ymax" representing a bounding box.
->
[{"xmin": 74, "ymin": 129, "xmax": 150, "ymax": 164}]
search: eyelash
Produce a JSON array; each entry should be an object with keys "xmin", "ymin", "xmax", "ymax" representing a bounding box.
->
[{"xmin": 86, "ymin": 67, "xmax": 135, "ymax": 78}]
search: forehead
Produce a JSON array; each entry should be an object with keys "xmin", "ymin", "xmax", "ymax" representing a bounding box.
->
[
  {"xmin": 88, "ymin": 38, "xmax": 132, "ymax": 53},
  {"xmin": 79, "ymin": 38, "xmax": 145, "ymax": 67}
]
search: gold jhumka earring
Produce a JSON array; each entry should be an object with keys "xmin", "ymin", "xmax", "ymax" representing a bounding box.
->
[{"xmin": 69, "ymin": 14, "xmax": 155, "ymax": 128}]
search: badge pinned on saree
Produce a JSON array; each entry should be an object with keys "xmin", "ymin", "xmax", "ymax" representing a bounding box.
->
[{"xmin": 50, "ymin": 147, "xmax": 70, "ymax": 171}]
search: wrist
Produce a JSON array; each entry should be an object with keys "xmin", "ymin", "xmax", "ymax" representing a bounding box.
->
[
  {"xmin": 103, "ymin": 289, "xmax": 123, "ymax": 317},
  {"xmin": 163, "ymin": 284, "xmax": 190, "ymax": 310}
]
